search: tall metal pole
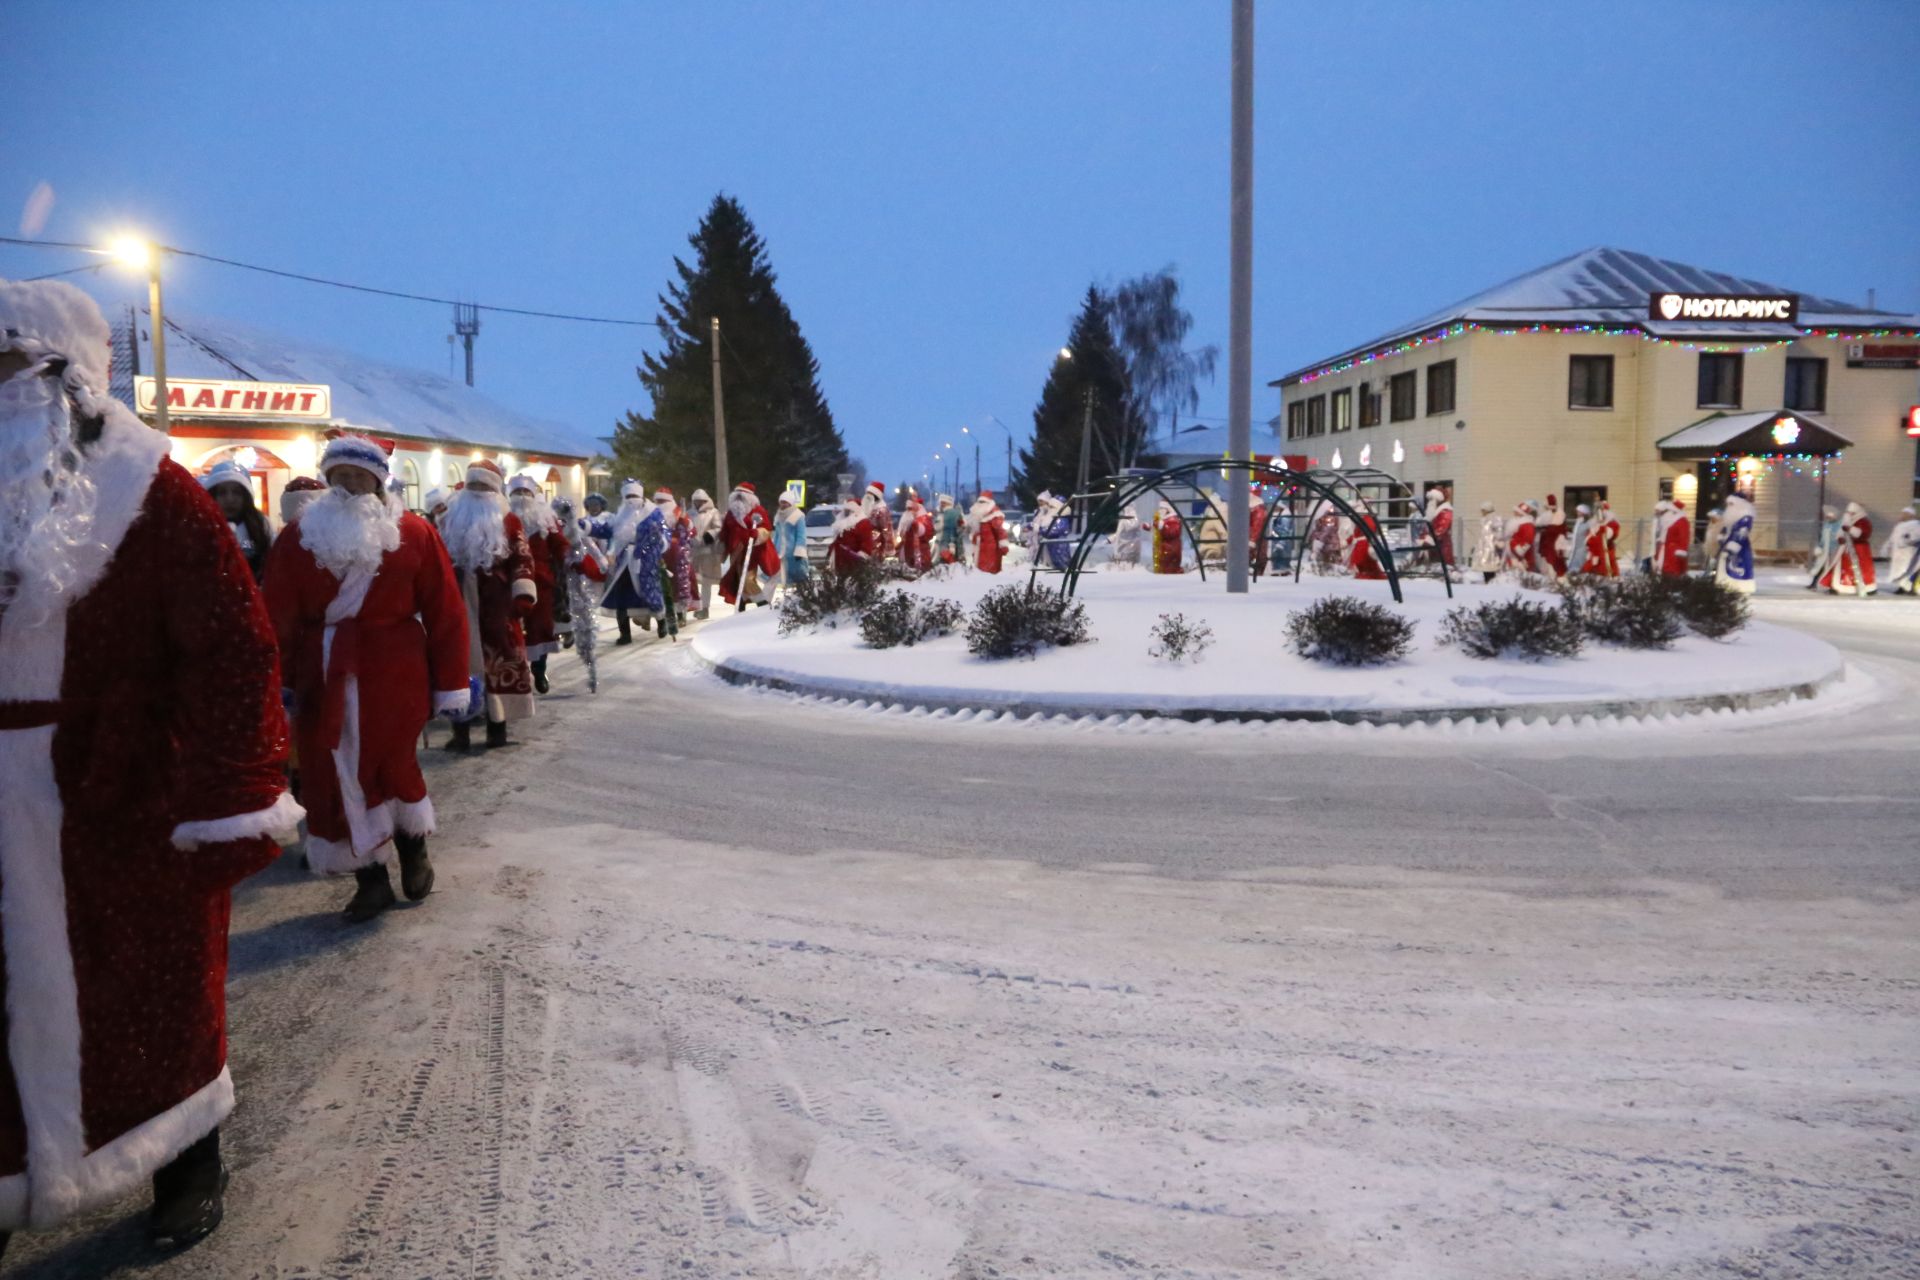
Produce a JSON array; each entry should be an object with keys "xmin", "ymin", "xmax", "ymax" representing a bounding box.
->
[
  {"xmin": 974, "ymin": 440, "xmax": 981, "ymax": 502},
  {"xmin": 1075, "ymin": 387, "xmax": 1095, "ymax": 508},
  {"xmin": 148, "ymin": 257, "xmax": 171, "ymax": 435},
  {"xmin": 1225, "ymin": 0, "xmax": 1255, "ymax": 593},
  {"xmin": 710, "ymin": 316, "xmax": 730, "ymax": 497}
]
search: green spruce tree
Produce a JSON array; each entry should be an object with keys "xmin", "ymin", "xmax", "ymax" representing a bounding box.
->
[
  {"xmin": 613, "ymin": 195, "xmax": 848, "ymax": 502},
  {"xmin": 1013, "ymin": 286, "xmax": 1147, "ymax": 507}
]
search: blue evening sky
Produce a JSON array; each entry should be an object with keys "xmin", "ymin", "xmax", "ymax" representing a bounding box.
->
[{"xmin": 5, "ymin": 1, "xmax": 1915, "ymax": 491}]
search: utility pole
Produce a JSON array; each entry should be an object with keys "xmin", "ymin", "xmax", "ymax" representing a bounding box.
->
[
  {"xmin": 1075, "ymin": 387, "xmax": 1095, "ymax": 513},
  {"xmin": 453, "ymin": 303, "xmax": 480, "ymax": 387},
  {"xmin": 1224, "ymin": 0, "xmax": 1255, "ymax": 593},
  {"xmin": 147, "ymin": 256, "xmax": 170, "ymax": 435},
  {"xmin": 710, "ymin": 316, "xmax": 730, "ymax": 498},
  {"xmin": 973, "ymin": 439, "xmax": 981, "ymax": 504}
]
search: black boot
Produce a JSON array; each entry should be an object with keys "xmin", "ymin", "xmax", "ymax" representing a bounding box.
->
[
  {"xmin": 445, "ymin": 718, "xmax": 473, "ymax": 753},
  {"xmin": 343, "ymin": 864, "xmax": 396, "ymax": 923},
  {"xmin": 149, "ymin": 1129, "xmax": 227, "ymax": 1248},
  {"xmin": 532, "ymin": 656, "xmax": 550, "ymax": 695},
  {"xmin": 615, "ymin": 610, "xmax": 633, "ymax": 645},
  {"xmin": 395, "ymin": 832, "xmax": 434, "ymax": 901},
  {"xmin": 485, "ymin": 718, "xmax": 509, "ymax": 749}
]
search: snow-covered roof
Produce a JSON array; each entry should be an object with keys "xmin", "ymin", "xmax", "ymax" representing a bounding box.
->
[
  {"xmin": 1274, "ymin": 246, "xmax": 1920, "ymax": 385},
  {"xmin": 1656, "ymin": 409, "xmax": 1853, "ymax": 458},
  {"xmin": 110, "ymin": 307, "xmax": 602, "ymax": 459}
]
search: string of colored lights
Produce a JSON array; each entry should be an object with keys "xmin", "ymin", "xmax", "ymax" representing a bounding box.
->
[{"xmin": 1295, "ymin": 321, "xmax": 1920, "ymax": 385}]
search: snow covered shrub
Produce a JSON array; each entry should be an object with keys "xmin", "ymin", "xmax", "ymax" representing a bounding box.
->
[
  {"xmin": 1651, "ymin": 574, "xmax": 1750, "ymax": 640},
  {"xmin": 858, "ymin": 591, "xmax": 965, "ymax": 649},
  {"xmin": 1436, "ymin": 597, "xmax": 1585, "ymax": 661},
  {"xmin": 1285, "ymin": 597, "xmax": 1413, "ymax": 666},
  {"xmin": 775, "ymin": 563, "xmax": 886, "ymax": 636},
  {"xmin": 965, "ymin": 584, "xmax": 1091, "ymax": 660},
  {"xmin": 1148, "ymin": 612, "xmax": 1214, "ymax": 663},
  {"xmin": 1557, "ymin": 575, "xmax": 1684, "ymax": 650}
]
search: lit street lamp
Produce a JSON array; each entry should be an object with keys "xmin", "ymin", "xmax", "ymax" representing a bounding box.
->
[
  {"xmin": 110, "ymin": 236, "xmax": 169, "ymax": 434},
  {"xmin": 960, "ymin": 426, "xmax": 982, "ymax": 502}
]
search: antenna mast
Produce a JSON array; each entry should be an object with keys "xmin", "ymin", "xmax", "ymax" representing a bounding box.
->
[{"xmin": 452, "ymin": 302, "xmax": 481, "ymax": 386}]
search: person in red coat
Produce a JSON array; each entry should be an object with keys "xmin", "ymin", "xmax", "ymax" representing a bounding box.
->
[
  {"xmin": 1151, "ymin": 499, "xmax": 1184, "ymax": 574},
  {"xmin": 1423, "ymin": 487, "xmax": 1456, "ymax": 579},
  {"xmin": 829, "ymin": 496, "xmax": 875, "ymax": 575},
  {"xmin": 971, "ymin": 492, "xmax": 1010, "ymax": 574},
  {"xmin": 1596, "ymin": 501, "xmax": 1622, "ymax": 577},
  {"xmin": 1535, "ymin": 493, "xmax": 1568, "ymax": 579},
  {"xmin": 506, "ymin": 473, "xmax": 571, "ymax": 693},
  {"xmin": 861, "ymin": 480, "xmax": 897, "ymax": 564},
  {"xmin": 1652, "ymin": 499, "xmax": 1691, "ymax": 576},
  {"xmin": 720, "ymin": 482, "xmax": 780, "ymax": 606},
  {"xmin": 264, "ymin": 434, "xmax": 471, "ymax": 922},
  {"xmin": 896, "ymin": 489, "xmax": 934, "ymax": 573},
  {"xmin": 1819, "ymin": 501, "xmax": 1878, "ymax": 596},
  {"xmin": 0, "ymin": 280, "xmax": 300, "ymax": 1248},
  {"xmin": 1348, "ymin": 512, "xmax": 1388, "ymax": 580},
  {"xmin": 1505, "ymin": 502, "xmax": 1538, "ymax": 578},
  {"xmin": 438, "ymin": 459, "xmax": 538, "ymax": 747}
]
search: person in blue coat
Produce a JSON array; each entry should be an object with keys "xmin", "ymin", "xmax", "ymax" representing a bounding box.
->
[
  {"xmin": 772, "ymin": 491, "xmax": 810, "ymax": 584},
  {"xmin": 600, "ymin": 482, "xmax": 667, "ymax": 643},
  {"xmin": 1714, "ymin": 493, "xmax": 1757, "ymax": 594}
]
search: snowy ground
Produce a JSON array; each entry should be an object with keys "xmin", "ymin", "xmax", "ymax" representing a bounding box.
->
[
  {"xmin": 694, "ymin": 569, "xmax": 1843, "ymax": 718},
  {"xmin": 9, "ymin": 582, "xmax": 1918, "ymax": 1279}
]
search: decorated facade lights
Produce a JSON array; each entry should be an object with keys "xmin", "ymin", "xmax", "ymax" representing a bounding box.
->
[{"xmin": 1295, "ymin": 322, "xmax": 1920, "ymax": 385}]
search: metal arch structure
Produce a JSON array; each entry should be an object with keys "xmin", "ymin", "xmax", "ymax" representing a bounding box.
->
[
  {"xmin": 1052, "ymin": 460, "xmax": 1405, "ymax": 604},
  {"xmin": 1287, "ymin": 466, "xmax": 1453, "ymax": 598}
]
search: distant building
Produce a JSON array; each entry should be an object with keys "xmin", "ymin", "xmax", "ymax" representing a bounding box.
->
[
  {"xmin": 1270, "ymin": 246, "xmax": 1920, "ymax": 553},
  {"xmin": 109, "ymin": 306, "xmax": 602, "ymax": 514}
]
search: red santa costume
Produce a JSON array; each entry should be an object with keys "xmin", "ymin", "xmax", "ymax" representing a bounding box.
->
[
  {"xmin": 896, "ymin": 490, "xmax": 933, "ymax": 573},
  {"xmin": 1819, "ymin": 501, "xmax": 1877, "ymax": 595},
  {"xmin": 1348, "ymin": 513, "xmax": 1388, "ymax": 580},
  {"xmin": 1652, "ymin": 500, "xmax": 1691, "ymax": 576},
  {"xmin": 1596, "ymin": 502, "xmax": 1621, "ymax": 576},
  {"xmin": 1535, "ymin": 494, "xmax": 1568, "ymax": 578},
  {"xmin": 829, "ymin": 496, "xmax": 876, "ymax": 574},
  {"xmin": 862, "ymin": 481, "xmax": 897, "ymax": 563},
  {"xmin": 439, "ymin": 460, "xmax": 538, "ymax": 724},
  {"xmin": 506, "ymin": 473, "xmax": 570, "ymax": 662},
  {"xmin": 970, "ymin": 492, "xmax": 1010, "ymax": 574},
  {"xmin": 1424, "ymin": 487, "xmax": 1456, "ymax": 575},
  {"xmin": 720, "ymin": 483, "xmax": 780, "ymax": 605},
  {"xmin": 1569, "ymin": 503, "xmax": 1604, "ymax": 575},
  {"xmin": 1151, "ymin": 500, "xmax": 1184, "ymax": 574},
  {"xmin": 0, "ymin": 280, "xmax": 299, "ymax": 1233},
  {"xmin": 263, "ymin": 435, "xmax": 470, "ymax": 876},
  {"xmin": 1505, "ymin": 503, "xmax": 1538, "ymax": 577}
]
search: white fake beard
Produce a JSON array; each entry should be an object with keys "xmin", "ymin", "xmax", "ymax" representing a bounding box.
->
[
  {"xmin": 299, "ymin": 487, "xmax": 402, "ymax": 578},
  {"xmin": 607, "ymin": 496, "xmax": 654, "ymax": 548},
  {"xmin": 510, "ymin": 492, "xmax": 561, "ymax": 537},
  {"xmin": 440, "ymin": 488, "xmax": 511, "ymax": 572},
  {"xmin": 0, "ymin": 365, "xmax": 105, "ymax": 622},
  {"xmin": 728, "ymin": 491, "xmax": 756, "ymax": 522},
  {"xmin": 830, "ymin": 505, "xmax": 865, "ymax": 535}
]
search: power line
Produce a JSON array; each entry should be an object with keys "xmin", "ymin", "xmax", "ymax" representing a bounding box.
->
[{"xmin": 0, "ymin": 235, "xmax": 651, "ymax": 327}]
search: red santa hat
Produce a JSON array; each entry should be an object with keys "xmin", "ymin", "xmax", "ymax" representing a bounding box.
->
[
  {"xmin": 735, "ymin": 481, "xmax": 757, "ymax": 494},
  {"xmin": 1544, "ymin": 494, "xmax": 1558, "ymax": 508},
  {"xmin": 652, "ymin": 488, "xmax": 674, "ymax": 503},
  {"xmin": 465, "ymin": 457, "xmax": 506, "ymax": 489},
  {"xmin": 320, "ymin": 432, "xmax": 393, "ymax": 484}
]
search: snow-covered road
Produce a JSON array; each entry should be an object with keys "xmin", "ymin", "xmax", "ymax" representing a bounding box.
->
[{"xmin": 11, "ymin": 586, "xmax": 1918, "ymax": 1278}]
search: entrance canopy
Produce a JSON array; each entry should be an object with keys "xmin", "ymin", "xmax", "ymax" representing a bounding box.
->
[{"xmin": 1657, "ymin": 409, "xmax": 1853, "ymax": 459}]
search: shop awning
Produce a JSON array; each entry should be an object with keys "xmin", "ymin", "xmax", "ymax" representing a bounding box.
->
[{"xmin": 1656, "ymin": 409, "xmax": 1853, "ymax": 459}]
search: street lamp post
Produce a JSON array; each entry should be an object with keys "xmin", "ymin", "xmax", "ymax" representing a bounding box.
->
[
  {"xmin": 1225, "ymin": 0, "xmax": 1255, "ymax": 593},
  {"xmin": 112, "ymin": 237, "xmax": 168, "ymax": 434},
  {"xmin": 982, "ymin": 415, "xmax": 1016, "ymax": 495},
  {"xmin": 961, "ymin": 427, "xmax": 981, "ymax": 502}
]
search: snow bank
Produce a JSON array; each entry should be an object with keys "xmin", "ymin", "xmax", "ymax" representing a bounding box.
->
[{"xmin": 693, "ymin": 571, "xmax": 1843, "ymax": 720}]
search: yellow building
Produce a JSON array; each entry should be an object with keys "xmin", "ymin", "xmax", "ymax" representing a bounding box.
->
[
  {"xmin": 109, "ymin": 306, "xmax": 601, "ymax": 516},
  {"xmin": 1271, "ymin": 247, "xmax": 1920, "ymax": 556}
]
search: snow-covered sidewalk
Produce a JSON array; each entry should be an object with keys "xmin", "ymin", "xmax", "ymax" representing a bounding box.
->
[{"xmin": 695, "ymin": 571, "xmax": 1844, "ymax": 721}]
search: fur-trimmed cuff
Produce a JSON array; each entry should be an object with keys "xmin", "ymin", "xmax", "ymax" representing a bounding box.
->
[
  {"xmin": 512, "ymin": 577, "xmax": 538, "ymax": 600},
  {"xmin": 432, "ymin": 688, "xmax": 472, "ymax": 716},
  {"xmin": 171, "ymin": 790, "xmax": 305, "ymax": 850}
]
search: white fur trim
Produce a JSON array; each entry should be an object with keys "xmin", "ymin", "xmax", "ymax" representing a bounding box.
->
[
  {"xmin": 305, "ymin": 795, "xmax": 434, "ymax": 876},
  {"xmin": 432, "ymin": 688, "xmax": 472, "ymax": 717},
  {"xmin": 171, "ymin": 789, "xmax": 305, "ymax": 851},
  {"xmin": 511, "ymin": 577, "xmax": 538, "ymax": 600}
]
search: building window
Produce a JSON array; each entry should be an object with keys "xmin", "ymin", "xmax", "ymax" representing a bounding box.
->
[
  {"xmin": 1697, "ymin": 353, "xmax": 1743, "ymax": 409},
  {"xmin": 1286, "ymin": 401, "xmax": 1304, "ymax": 439},
  {"xmin": 1306, "ymin": 394, "xmax": 1327, "ymax": 437},
  {"xmin": 1564, "ymin": 484, "xmax": 1607, "ymax": 515},
  {"xmin": 1784, "ymin": 356, "xmax": 1827, "ymax": 412},
  {"xmin": 1358, "ymin": 380, "xmax": 1381, "ymax": 428},
  {"xmin": 1331, "ymin": 388, "xmax": 1353, "ymax": 432},
  {"xmin": 1388, "ymin": 371, "xmax": 1417, "ymax": 422},
  {"xmin": 1425, "ymin": 360, "xmax": 1456, "ymax": 416},
  {"xmin": 1568, "ymin": 355, "xmax": 1614, "ymax": 409}
]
